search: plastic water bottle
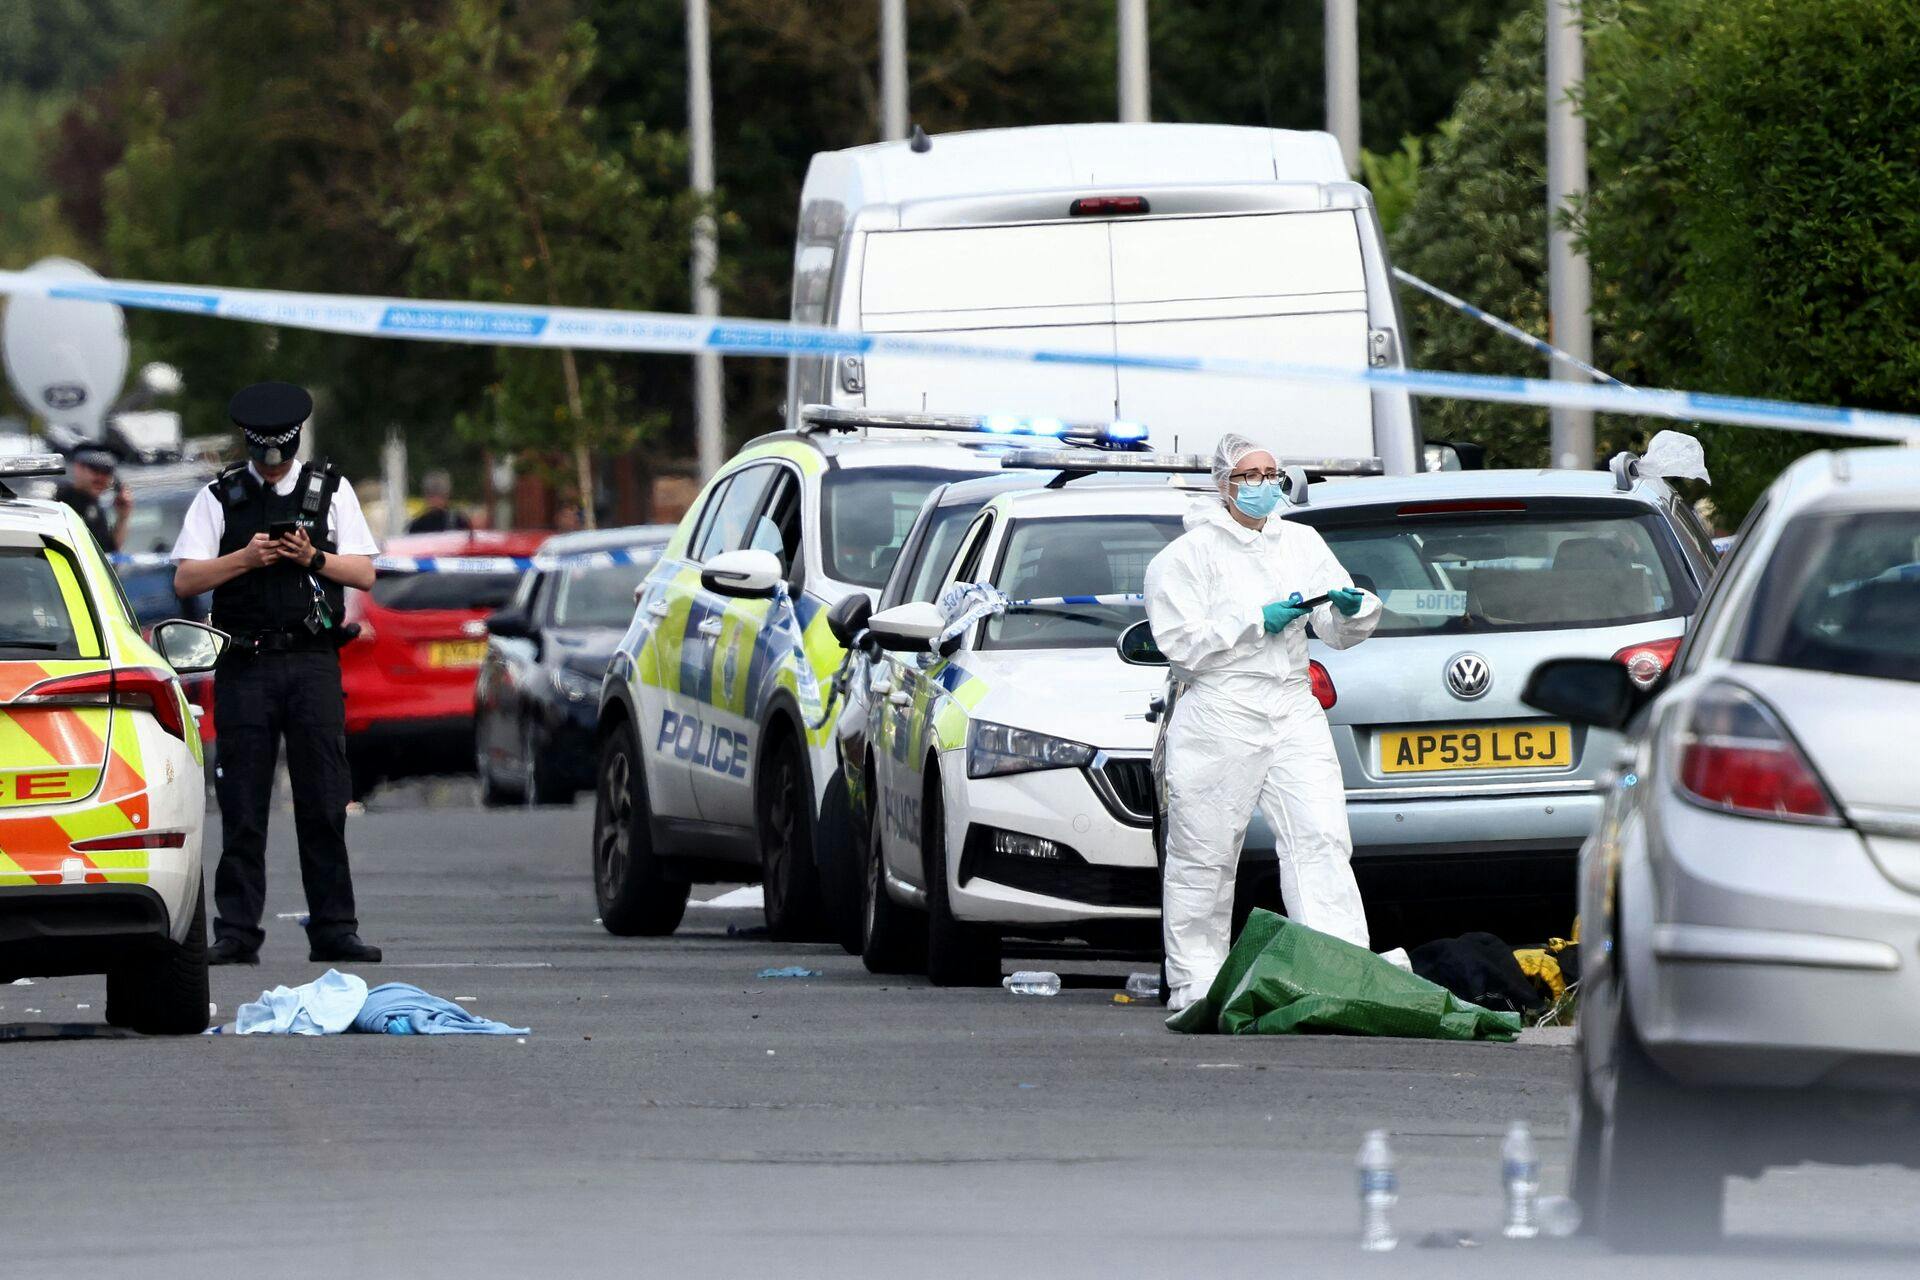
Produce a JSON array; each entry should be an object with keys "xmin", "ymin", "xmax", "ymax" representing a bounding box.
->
[
  {"xmin": 1357, "ymin": 1129, "xmax": 1398, "ymax": 1252},
  {"xmin": 1124, "ymin": 971, "xmax": 1160, "ymax": 1001},
  {"xmin": 1501, "ymin": 1120, "xmax": 1541, "ymax": 1239},
  {"xmin": 1003, "ymin": 971, "xmax": 1061, "ymax": 996}
]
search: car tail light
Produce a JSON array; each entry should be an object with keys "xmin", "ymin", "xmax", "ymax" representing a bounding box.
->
[
  {"xmin": 1069, "ymin": 195, "xmax": 1150, "ymax": 216},
  {"xmin": 1674, "ymin": 683, "xmax": 1836, "ymax": 823},
  {"xmin": 182, "ymin": 675, "xmax": 217, "ymax": 743},
  {"xmin": 16, "ymin": 667, "xmax": 191, "ymax": 742},
  {"xmin": 70, "ymin": 832, "xmax": 187, "ymax": 852},
  {"xmin": 1612, "ymin": 636, "xmax": 1682, "ymax": 689},
  {"xmin": 1309, "ymin": 659, "xmax": 1336, "ymax": 710}
]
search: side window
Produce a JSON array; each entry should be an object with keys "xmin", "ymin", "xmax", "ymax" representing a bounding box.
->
[
  {"xmin": 941, "ymin": 512, "xmax": 996, "ymax": 597},
  {"xmin": 691, "ymin": 466, "xmax": 775, "ymax": 562},
  {"xmin": 750, "ymin": 467, "xmax": 805, "ymax": 584},
  {"xmin": 1669, "ymin": 496, "xmax": 1720, "ymax": 573},
  {"xmin": 507, "ymin": 569, "xmax": 541, "ymax": 616},
  {"xmin": 1676, "ymin": 494, "xmax": 1771, "ymax": 675},
  {"xmin": 685, "ymin": 476, "xmax": 734, "ymax": 561}
]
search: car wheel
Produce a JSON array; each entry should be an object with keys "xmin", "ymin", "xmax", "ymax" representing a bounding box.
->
[
  {"xmin": 477, "ymin": 738, "xmax": 518, "ymax": 808},
  {"xmin": 592, "ymin": 721, "xmax": 689, "ymax": 937},
  {"xmin": 757, "ymin": 732, "xmax": 826, "ymax": 942},
  {"xmin": 105, "ymin": 880, "xmax": 209, "ymax": 1035},
  {"xmin": 524, "ymin": 722, "xmax": 569, "ymax": 807},
  {"xmin": 817, "ymin": 768, "xmax": 864, "ymax": 956},
  {"xmin": 1568, "ymin": 1041, "xmax": 1604, "ymax": 1235},
  {"xmin": 922, "ymin": 775, "xmax": 1001, "ymax": 988},
  {"xmin": 860, "ymin": 777, "xmax": 925, "ymax": 975},
  {"xmin": 1597, "ymin": 1000, "xmax": 1726, "ymax": 1251}
]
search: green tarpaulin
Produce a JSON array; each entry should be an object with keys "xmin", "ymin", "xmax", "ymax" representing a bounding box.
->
[{"xmin": 1167, "ymin": 910, "xmax": 1522, "ymax": 1041}]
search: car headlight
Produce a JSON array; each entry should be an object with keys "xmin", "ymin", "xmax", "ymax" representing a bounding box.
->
[
  {"xmin": 550, "ymin": 666, "xmax": 600, "ymax": 703},
  {"xmin": 966, "ymin": 720, "xmax": 1096, "ymax": 779}
]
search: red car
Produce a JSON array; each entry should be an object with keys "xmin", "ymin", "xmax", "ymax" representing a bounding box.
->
[{"xmin": 342, "ymin": 529, "xmax": 550, "ymax": 799}]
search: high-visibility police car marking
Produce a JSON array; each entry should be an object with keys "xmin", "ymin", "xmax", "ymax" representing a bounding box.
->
[{"xmin": 657, "ymin": 710, "xmax": 750, "ymax": 779}]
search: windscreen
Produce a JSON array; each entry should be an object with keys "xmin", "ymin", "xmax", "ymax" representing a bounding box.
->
[
  {"xmin": 550, "ymin": 562, "xmax": 650, "ymax": 629},
  {"xmin": 821, "ymin": 466, "xmax": 958, "ymax": 589},
  {"xmin": 0, "ymin": 547, "xmax": 93, "ymax": 659},
  {"xmin": 370, "ymin": 571, "xmax": 522, "ymax": 613},
  {"xmin": 980, "ymin": 514, "xmax": 1183, "ymax": 651},
  {"xmin": 1739, "ymin": 509, "xmax": 1920, "ymax": 683},
  {"xmin": 1309, "ymin": 506, "xmax": 1690, "ymax": 635}
]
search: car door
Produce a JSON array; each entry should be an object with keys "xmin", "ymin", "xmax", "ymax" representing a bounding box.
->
[
  {"xmin": 874, "ymin": 507, "xmax": 997, "ymax": 890},
  {"xmin": 476, "ymin": 568, "xmax": 543, "ymax": 778},
  {"xmin": 695, "ymin": 463, "xmax": 803, "ymax": 826}
]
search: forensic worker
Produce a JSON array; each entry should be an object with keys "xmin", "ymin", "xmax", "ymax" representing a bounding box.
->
[
  {"xmin": 54, "ymin": 446, "xmax": 131, "ymax": 551},
  {"xmin": 1142, "ymin": 433, "xmax": 1383, "ymax": 1014},
  {"xmin": 172, "ymin": 382, "xmax": 384, "ymax": 966}
]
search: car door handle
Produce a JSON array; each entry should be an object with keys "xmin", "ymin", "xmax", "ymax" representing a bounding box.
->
[
  {"xmin": 697, "ymin": 618, "xmax": 724, "ymax": 638},
  {"xmin": 646, "ymin": 601, "xmax": 671, "ymax": 618},
  {"xmin": 888, "ymin": 689, "xmax": 911, "ymax": 707}
]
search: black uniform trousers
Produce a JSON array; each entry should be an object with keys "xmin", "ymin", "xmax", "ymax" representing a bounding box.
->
[{"xmin": 211, "ymin": 649, "xmax": 359, "ymax": 948}]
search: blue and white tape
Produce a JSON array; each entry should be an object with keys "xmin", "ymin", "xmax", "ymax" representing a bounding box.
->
[
  {"xmin": 1393, "ymin": 268, "xmax": 1628, "ymax": 388},
  {"xmin": 3, "ymin": 269, "xmax": 1916, "ymax": 442},
  {"xmin": 109, "ymin": 545, "xmax": 662, "ymax": 574}
]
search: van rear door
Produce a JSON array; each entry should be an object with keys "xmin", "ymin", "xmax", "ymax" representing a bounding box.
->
[{"xmin": 1108, "ymin": 210, "xmax": 1375, "ymax": 458}]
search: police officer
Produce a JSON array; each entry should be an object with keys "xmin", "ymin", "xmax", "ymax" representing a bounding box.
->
[
  {"xmin": 53, "ymin": 446, "xmax": 132, "ymax": 551},
  {"xmin": 172, "ymin": 382, "xmax": 383, "ymax": 965}
]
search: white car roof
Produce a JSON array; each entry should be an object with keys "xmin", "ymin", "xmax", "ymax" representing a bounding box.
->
[
  {"xmin": 0, "ymin": 496, "xmax": 84, "ymax": 541},
  {"xmin": 1772, "ymin": 447, "xmax": 1920, "ymax": 513}
]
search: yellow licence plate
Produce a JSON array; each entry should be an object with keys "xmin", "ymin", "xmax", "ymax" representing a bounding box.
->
[
  {"xmin": 1379, "ymin": 722, "xmax": 1572, "ymax": 774},
  {"xmin": 425, "ymin": 640, "xmax": 487, "ymax": 668}
]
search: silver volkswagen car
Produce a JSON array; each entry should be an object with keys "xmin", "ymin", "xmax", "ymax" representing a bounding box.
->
[
  {"xmin": 1167, "ymin": 457, "xmax": 1720, "ymax": 942},
  {"xmin": 1525, "ymin": 446, "xmax": 1920, "ymax": 1248}
]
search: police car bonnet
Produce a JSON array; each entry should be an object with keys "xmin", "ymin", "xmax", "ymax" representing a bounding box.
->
[{"xmin": 229, "ymin": 381, "xmax": 311, "ymax": 466}]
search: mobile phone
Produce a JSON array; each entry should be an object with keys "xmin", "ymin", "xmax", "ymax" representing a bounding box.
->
[
  {"xmin": 268, "ymin": 520, "xmax": 301, "ymax": 539},
  {"xmin": 1294, "ymin": 592, "xmax": 1332, "ymax": 610}
]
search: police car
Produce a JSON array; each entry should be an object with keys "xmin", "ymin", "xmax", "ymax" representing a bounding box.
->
[
  {"xmin": 589, "ymin": 409, "xmax": 1152, "ymax": 942},
  {"xmin": 0, "ymin": 455, "xmax": 229, "ymax": 1033},
  {"xmin": 848, "ymin": 461, "xmax": 1203, "ymax": 984}
]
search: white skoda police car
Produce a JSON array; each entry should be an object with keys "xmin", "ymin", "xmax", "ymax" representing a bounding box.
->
[
  {"xmin": 848, "ymin": 463, "xmax": 1196, "ymax": 984},
  {"xmin": 589, "ymin": 410, "xmax": 1151, "ymax": 942}
]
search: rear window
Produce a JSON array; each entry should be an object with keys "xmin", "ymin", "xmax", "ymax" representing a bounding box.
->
[
  {"xmin": 0, "ymin": 546, "xmax": 97, "ymax": 659},
  {"xmin": 1739, "ymin": 509, "xmax": 1920, "ymax": 683},
  {"xmin": 1304, "ymin": 504, "xmax": 1692, "ymax": 635},
  {"xmin": 980, "ymin": 514, "xmax": 1183, "ymax": 651},
  {"xmin": 821, "ymin": 467, "xmax": 957, "ymax": 589},
  {"xmin": 370, "ymin": 571, "xmax": 522, "ymax": 613}
]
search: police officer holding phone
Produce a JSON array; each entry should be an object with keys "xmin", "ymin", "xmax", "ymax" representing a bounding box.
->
[{"xmin": 172, "ymin": 382, "xmax": 383, "ymax": 965}]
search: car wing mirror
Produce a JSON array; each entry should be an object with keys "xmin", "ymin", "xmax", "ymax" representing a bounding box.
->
[
  {"xmin": 826, "ymin": 592, "xmax": 874, "ymax": 647},
  {"xmin": 485, "ymin": 609, "xmax": 533, "ymax": 640},
  {"xmin": 866, "ymin": 601, "xmax": 947, "ymax": 653},
  {"xmin": 701, "ymin": 548, "xmax": 783, "ymax": 599},
  {"xmin": 1116, "ymin": 618, "xmax": 1169, "ymax": 667},
  {"xmin": 1521, "ymin": 657, "xmax": 1646, "ymax": 731},
  {"xmin": 152, "ymin": 619, "xmax": 230, "ymax": 674}
]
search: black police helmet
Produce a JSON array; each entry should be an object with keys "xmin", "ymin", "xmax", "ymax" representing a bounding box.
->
[{"xmin": 229, "ymin": 381, "xmax": 312, "ymax": 466}]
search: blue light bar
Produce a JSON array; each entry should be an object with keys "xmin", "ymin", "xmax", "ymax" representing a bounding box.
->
[{"xmin": 1103, "ymin": 420, "xmax": 1149, "ymax": 444}]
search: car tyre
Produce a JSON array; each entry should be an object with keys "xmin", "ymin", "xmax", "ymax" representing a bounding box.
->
[
  {"xmin": 105, "ymin": 881, "xmax": 209, "ymax": 1035},
  {"xmin": 1567, "ymin": 1043, "xmax": 1604, "ymax": 1236},
  {"xmin": 1596, "ymin": 1002, "xmax": 1725, "ymax": 1251},
  {"xmin": 757, "ymin": 732, "xmax": 826, "ymax": 942},
  {"xmin": 524, "ymin": 722, "xmax": 570, "ymax": 807},
  {"xmin": 593, "ymin": 720, "xmax": 689, "ymax": 936},
  {"xmin": 922, "ymin": 775, "xmax": 1001, "ymax": 987},
  {"xmin": 860, "ymin": 779, "xmax": 925, "ymax": 975},
  {"xmin": 477, "ymin": 741, "xmax": 519, "ymax": 808},
  {"xmin": 817, "ymin": 768, "xmax": 864, "ymax": 955}
]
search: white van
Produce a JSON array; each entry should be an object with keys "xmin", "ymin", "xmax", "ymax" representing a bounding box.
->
[{"xmin": 788, "ymin": 123, "xmax": 1420, "ymax": 473}]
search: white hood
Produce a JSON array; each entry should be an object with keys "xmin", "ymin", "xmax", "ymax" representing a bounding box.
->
[{"xmin": 959, "ymin": 647, "xmax": 1165, "ymax": 752}]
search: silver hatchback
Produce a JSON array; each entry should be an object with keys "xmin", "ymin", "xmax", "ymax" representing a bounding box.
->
[
  {"xmin": 1188, "ymin": 460, "xmax": 1718, "ymax": 939},
  {"xmin": 1525, "ymin": 446, "xmax": 1920, "ymax": 1248}
]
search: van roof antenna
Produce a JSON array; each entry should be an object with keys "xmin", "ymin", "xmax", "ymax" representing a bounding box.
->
[{"xmin": 909, "ymin": 124, "xmax": 931, "ymax": 153}]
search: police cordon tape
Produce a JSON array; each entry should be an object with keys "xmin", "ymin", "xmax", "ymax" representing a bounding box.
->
[
  {"xmin": 3, "ymin": 269, "xmax": 1917, "ymax": 443},
  {"xmin": 108, "ymin": 545, "xmax": 664, "ymax": 573},
  {"xmin": 1391, "ymin": 268, "xmax": 1628, "ymax": 389}
]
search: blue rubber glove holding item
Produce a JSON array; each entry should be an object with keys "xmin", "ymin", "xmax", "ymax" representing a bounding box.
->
[
  {"xmin": 1262, "ymin": 595, "xmax": 1312, "ymax": 634},
  {"xmin": 1329, "ymin": 587, "xmax": 1366, "ymax": 617}
]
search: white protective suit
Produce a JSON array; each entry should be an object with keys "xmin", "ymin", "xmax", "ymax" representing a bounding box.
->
[{"xmin": 1143, "ymin": 491, "xmax": 1382, "ymax": 1012}]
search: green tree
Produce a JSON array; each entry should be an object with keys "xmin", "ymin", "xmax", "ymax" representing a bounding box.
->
[{"xmin": 382, "ymin": 0, "xmax": 697, "ymax": 524}]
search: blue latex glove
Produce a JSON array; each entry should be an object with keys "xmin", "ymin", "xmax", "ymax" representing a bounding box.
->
[
  {"xmin": 1262, "ymin": 596, "xmax": 1312, "ymax": 634},
  {"xmin": 1329, "ymin": 587, "xmax": 1366, "ymax": 617}
]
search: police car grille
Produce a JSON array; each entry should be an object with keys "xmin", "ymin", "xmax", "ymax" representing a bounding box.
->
[{"xmin": 1095, "ymin": 757, "xmax": 1155, "ymax": 823}]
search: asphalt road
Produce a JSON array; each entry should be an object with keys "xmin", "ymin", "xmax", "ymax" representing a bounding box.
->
[{"xmin": 5, "ymin": 785, "xmax": 1919, "ymax": 1278}]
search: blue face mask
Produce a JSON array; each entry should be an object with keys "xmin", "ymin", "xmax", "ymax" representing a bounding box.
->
[{"xmin": 1232, "ymin": 479, "xmax": 1282, "ymax": 519}]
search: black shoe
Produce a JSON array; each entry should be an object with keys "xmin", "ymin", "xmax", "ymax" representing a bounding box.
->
[
  {"xmin": 209, "ymin": 937, "xmax": 260, "ymax": 966},
  {"xmin": 308, "ymin": 934, "xmax": 382, "ymax": 964}
]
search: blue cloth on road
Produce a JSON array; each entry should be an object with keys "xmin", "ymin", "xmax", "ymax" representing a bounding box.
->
[
  {"xmin": 351, "ymin": 983, "xmax": 530, "ymax": 1035},
  {"xmin": 235, "ymin": 969, "xmax": 369, "ymax": 1035},
  {"xmin": 757, "ymin": 966, "xmax": 822, "ymax": 979}
]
